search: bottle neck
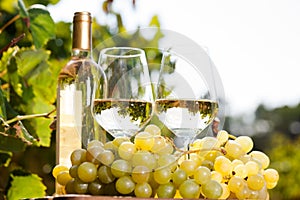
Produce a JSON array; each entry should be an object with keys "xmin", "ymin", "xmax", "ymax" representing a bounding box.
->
[
  {"xmin": 71, "ymin": 48, "xmax": 92, "ymax": 59},
  {"xmin": 71, "ymin": 12, "xmax": 92, "ymax": 59}
]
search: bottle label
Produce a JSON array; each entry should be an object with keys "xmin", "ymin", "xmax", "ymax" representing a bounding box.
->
[{"xmin": 58, "ymin": 89, "xmax": 82, "ymax": 167}]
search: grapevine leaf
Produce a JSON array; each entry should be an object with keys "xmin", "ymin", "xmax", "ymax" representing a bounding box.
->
[
  {"xmin": 27, "ymin": 59, "xmax": 56, "ymax": 104},
  {"xmin": 28, "ymin": 97, "xmax": 54, "ymax": 147},
  {"xmin": 0, "ymin": 151, "xmax": 12, "ymax": 167},
  {"xmin": 18, "ymin": 0, "xmax": 28, "ymax": 18},
  {"xmin": 0, "ymin": 88, "xmax": 7, "ymax": 120},
  {"xmin": 15, "ymin": 48, "xmax": 50, "ymax": 77},
  {"xmin": 28, "ymin": 7, "xmax": 55, "ymax": 48},
  {"xmin": 0, "ymin": 134, "xmax": 26, "ymax": 152},
  {"xmin": 17, "ymin": 121, "xmax": 39, "ymax": 145},
  {"xmin": 7, "ymin": 174, "xmax": 46, "ymax": 200}
]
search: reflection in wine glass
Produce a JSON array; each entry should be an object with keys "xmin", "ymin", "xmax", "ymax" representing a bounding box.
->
[
  {"xmin": 93, "ymin": 47, "xmax": 154, "ymax": 138},
  {"xmin": 155, "ymin": 51, "xmax": 219, "ymax": 149}
]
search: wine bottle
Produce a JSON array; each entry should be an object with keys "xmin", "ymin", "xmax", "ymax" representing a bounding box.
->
[{"xmin": 56, "ymin": 12, "xmax": 106, "ymax": 168}]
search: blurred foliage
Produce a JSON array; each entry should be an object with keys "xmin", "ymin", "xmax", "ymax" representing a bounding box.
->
[{"xmin": 1, "ymin": 0, "xmax": 299, "ymax": 199}]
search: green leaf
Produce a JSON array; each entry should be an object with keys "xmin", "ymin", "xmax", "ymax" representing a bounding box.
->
[
  {"xmin": 27, "ymin": 58, "xmax": 56, "ymax": 104},
  {"xmin": 18, "ymin": 0, "xmax": 28, "ymax": 17},
  {"xmin": 7, "ymin": 174, "xmax": 46, "ymax": 200},
  {"xmin": 28, "ymin": 7, "xmax": 55, "ymax": 48},
  {"xmin": 29, "ymin": 97, "xmax": 55, "ymax": 147},
  {"xmin": 0, "ymin": 88, "xmax": 7, "ymax": 120},
  {"xmin": 0, "ymin": 134, "xmax": 26, "ymax": 152},
  {"xmin": 15, "ymin": 48, "xmax": 50, "ymax": 77}
]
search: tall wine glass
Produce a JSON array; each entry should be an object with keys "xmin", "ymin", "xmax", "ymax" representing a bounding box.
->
[
  {"xmin": 155, "ymin": 51, "xmax": 219, "ymax": 149},
  {"xmin": 93, "ymin": 47, "xmax": 153, "ymax": 138}
]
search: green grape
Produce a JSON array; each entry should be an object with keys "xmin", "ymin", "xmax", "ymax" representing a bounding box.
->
[
  {"xmin": 202, "ymin": 136, "xmax": 219, "ymax": 149},
  {"xmin": 52, "ymin": 165, "xmax": 69, "ymax": 179},
  {"xmin": 201, "ymin": 180, "xmax": 223, "ymax": 199},
  {"xmin": 150, "ymin": 136, "xmax": 166, "ymax": 153},
  {"xmin": 247, "ymin": 174, "xmax": 265, "ymax": 191},
  {"xmin": 179, "ymin": 179, "xmax": 200, "ymax": 199},
  {"xmin": 235, "ymin": 185, "xmax": 251, "ymax": 199},
  {"xmin": 144, "ymin": 124, "xmax": 161, "ymax": 136},
  {"xmin": 132, "ymin": 165, "xmax": 150, "ymax": 183},
  {"xmin": 57, "ymin": 171, "xmax": 72, "ymax": 186},
  {"xmin": 156, "ymin": 140, "xmax": 174, "ymax": 155},
  {"xmin": 134, "ymin": 131, "xmax": 155, "ymax": 151},
  {"xmin": 194, "ymin": 166, "xmax": 211, "ymax": 185},
  {"xmin": 97, "ymin": 149, "xmax": 115, "ymax": 166},
  {"xmin": 214, "ymin": 156, "xmax": 232, "ymax": 176},
  {"xmin": 157, "ymin": 154, "xmax": 177, "ymax": 171},
  {"xmin": 73, "ymin": 178, "xmax": 89, "ymax": 194},
  {"xmin": 71, "ymin": 149, "xmax": 87, "ymax": 165},
  {"xmin": 153, "ymin": 167, "xmax": 172, "ymax": 184},
  {"xmin": 224, "ymin": 140, "xmax": 244, "ymax": 159},
  {"xmin": 231, "ymin": 159, "xmax": 244, "ymax": 168},
  {"xmin": 104, "ymin": 141, "xmax": 118, "ymax": 152},
  {"xmin": 201, "ymin": 160, "xmax": 214, "ymax": 170},
  {"xmin": 132, "ymin": 150, "xmax": 157, "ymax": 170},
  {"xmin": 65, "ymin": 178, "xmax": 75, "ymax": 194},
  {"xmin": 219, "ymin": 183, "xmax": 230, "ymax": 199},
  {"xmin": 86, "ymin": 146, "xmax": 104, "ymax": 164},
  {"xmin": 97, "ymin": 165, "xmax": 115, "ymax": 184},
  {"xmin": 228, "ymin": 176, "xmax": 245, "ymax": 193},
  {"xmin": 245, "ymin": 161, "xmax": 260, "ymax": 176},
  {"xmin": 112, "ymin": 136, "xmax": 130, "ymax": 147},
  {"xmin": 172, "ymin": 168, "xmax": 187, "ymax": 187},
  {"xmin": 180, "ymin": 159, "xmax": 198, "ymax": 177},
  {"xmin": 87, "ymin": 140, "xmax": 104, "ymax": 149},
  {"xmin": 233, "ymin": 164, "xmax": 248, "ymax": 178},
  {"xmin": 216, "ymin": 130, "xmax": 229, "ymax": 145},
  {"xmin": 211, "ymin": 171, "xmax": 223, "ymax": 183},
  {"xmin": 88, "ymin": 179, "xmax": 103, "ymax": 195},
  {"xmin": 263, "ymin": 168, "xmax": 279, "ymax": 183},
  {"xmin": 249, "ymin": 151, "xmax": 270, "ymax": 169},
  {"xmin": 118, "ymin": 141, "xmax": 136, "ymax": 160},
  {"xmin": 69, "ymin": 165, "xmax": 78, "ymax": 178},
  {"xmin": 77, "ymin": 162, "xmax": 98, "ymax": 183},
  {"xmin": 110, "ymin": 159, "xmax": 132, "ymax": 178},
  {"xmin": 134, "ymin": 182, "xmax": 152, "ymax": 198},
  {"xmin": 202, "ymin": 150, "xmax": 222, "ymax": 162},
  {"xmin": 235, "ymin": 136, "xmax": 253, "ymax": 153},
  {"xmin": 115, "ymin": 175, "xmax": 136, "ymax": 195},
  {"xmin": 266, "ymin": 181, "xmax": 278, "ymax": 189},
  {"xmin": 156, "ymin": 182, "xmax": 176, "ymax": 198}
]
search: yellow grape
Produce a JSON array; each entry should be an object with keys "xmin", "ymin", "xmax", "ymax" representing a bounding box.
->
[
  {"xmin": 134, "ymin": 131, "xmax": 154, "ymax": 151},
  {"xmin": 144, "ymin": 124, "xmax": 161, "ymax": 136},
  {"xmin": 216, "ymin": 130, "xmax": 229, "ymax": 145},
  {"xmin": 245, "ymin": 161, "xmax": 260, "ymax": 176},
  {"xmin": 264, "ymin": 168, "xmax": 279, "ymax": 183},
  {"xmin": 52, "ymin": 165, "xmax": 69, "ymax": 179},
  {"xmin": 235, "ymin": 136, "xmax": 253, "ymax": 153},
  {"xmin": 228, "ymin": 176, "xmax": 245, "ymax": 193},
  {"xmin": 214, "ymin": 156, "xmax": 233, "ymax": 176},
  {"xmin": 247, "ymin": 174, "xmax": 265, "ymax": 191},
  {"xmin": 249, "ymin": 151, "xmax": 270, "ymax": 169},
  {"xmin": 233, "ymin": 164, "xmax": 248, "ymax": 179}
]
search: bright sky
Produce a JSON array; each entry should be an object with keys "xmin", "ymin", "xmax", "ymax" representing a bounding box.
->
[{"xmin": 48, "ymin": 0, "xmax": 300, "ymax": 116}]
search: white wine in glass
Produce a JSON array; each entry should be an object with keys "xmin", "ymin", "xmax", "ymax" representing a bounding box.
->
[
  {"xmin": 93, "ymin": 47, "xmax": 153, "ymax": 138},
  {"xmin": 155, "ymin": 51, "xmax": 219, "ymax": 149}
]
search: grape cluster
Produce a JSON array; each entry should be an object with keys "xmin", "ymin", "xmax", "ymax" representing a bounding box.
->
[{"xmin": 52, "ymin": 125, "xmax": 279, "ymax": 199}]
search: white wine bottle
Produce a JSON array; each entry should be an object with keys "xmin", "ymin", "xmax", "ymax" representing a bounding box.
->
[{"xmin": 56, "ymin": 12, "xmax": 106, "ymax": 168}]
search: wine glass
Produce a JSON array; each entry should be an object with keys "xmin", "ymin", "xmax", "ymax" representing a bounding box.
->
[
  {"xmin": 155, "ymin": 51, "xmax": 219, "ymax": 149},
  {"xmin": 93, "ymin": 47, "xmax": 154, "ymax": 138}
]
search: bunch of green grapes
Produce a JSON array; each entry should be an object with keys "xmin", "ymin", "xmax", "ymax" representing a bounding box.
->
[{"xmin": 52, "ymin": 125, "xmax": 279, "ymax": 199}]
